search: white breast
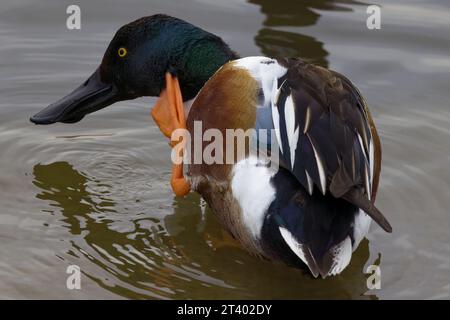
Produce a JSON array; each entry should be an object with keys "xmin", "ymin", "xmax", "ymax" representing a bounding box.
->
[{"xmin": 230, "ymin": 157, "xmax": 276, "ymax": 239}]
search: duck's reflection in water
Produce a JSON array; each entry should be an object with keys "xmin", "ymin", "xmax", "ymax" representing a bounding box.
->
[
  {"xmin": 249, "ymin": 0, "xmax": 364, "ymax": 67},
  {"xmin": 33, "ymin": 162, "xmax": 378, "ymax": 299}
]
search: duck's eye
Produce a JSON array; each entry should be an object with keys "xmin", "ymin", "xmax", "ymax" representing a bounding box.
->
[{"xmin": 118, "ymin": 47, "xmax": 127, "ymax": 58}]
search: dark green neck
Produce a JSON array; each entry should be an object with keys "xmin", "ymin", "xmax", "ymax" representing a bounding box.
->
[
  {"xmin": 149, "ymin": 15, "xmax": 240, "ymax": 101},
  {"xmin": 171, "ymin": 36, "xmax": 239, "ymax": 101}
]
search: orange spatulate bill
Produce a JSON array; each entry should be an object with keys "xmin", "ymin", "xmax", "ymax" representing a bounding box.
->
[{"xmin": 151, "ymin": 72, "xmax": 191, "ymax": 196}]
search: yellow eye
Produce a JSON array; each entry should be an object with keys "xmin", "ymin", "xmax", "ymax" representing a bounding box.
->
[{"xmin": 118, "ymin": 47, "xmax": 127, "ymax": 58}]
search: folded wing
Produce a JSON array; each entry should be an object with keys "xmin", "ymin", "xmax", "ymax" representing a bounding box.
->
[{"xmin": 270, "ymin": 58, "xmax": 391, "ymax": 232}]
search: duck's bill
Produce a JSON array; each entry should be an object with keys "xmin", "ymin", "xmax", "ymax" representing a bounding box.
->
[{"xmin": 30, "ymin": 68, "xmax": 120, "ymax": 125}]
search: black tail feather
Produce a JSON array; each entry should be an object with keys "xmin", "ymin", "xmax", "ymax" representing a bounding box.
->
[{"xmin": 344, "ymin": 188, "xmax": 392, "ymax": 233}]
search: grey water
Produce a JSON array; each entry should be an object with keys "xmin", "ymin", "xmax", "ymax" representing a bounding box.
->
[{"xmin": 0, "ymin": 0, "xmax": 450, "ymax": 299}]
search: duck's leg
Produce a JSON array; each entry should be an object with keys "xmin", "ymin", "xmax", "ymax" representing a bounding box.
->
[{"xmin": 151, "ymin": 72, "xmax": 191, "ymax": 196}]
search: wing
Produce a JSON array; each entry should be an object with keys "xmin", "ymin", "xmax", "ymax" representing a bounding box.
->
[{"xmin": 269, "ymin": 58, "xmax": 391, "ymax": 232}]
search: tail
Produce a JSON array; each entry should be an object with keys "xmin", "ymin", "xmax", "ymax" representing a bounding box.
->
[
  {"xmin": 262, "ymin": 175, "xmax": 361, "ymax": 278},
  {"xmin": 343, "ymin": 188, "xmax": 392, "ymax": 233}
]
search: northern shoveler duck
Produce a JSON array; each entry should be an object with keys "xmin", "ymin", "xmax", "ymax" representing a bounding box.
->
[{"xmin": 31, "ymin": 14, "xmax": 392, "ymax": 278}]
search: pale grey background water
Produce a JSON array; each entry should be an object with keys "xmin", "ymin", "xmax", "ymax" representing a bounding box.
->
[{"xmin": 0, "ymin": 0, "xmax": 450, "ymax": 299}]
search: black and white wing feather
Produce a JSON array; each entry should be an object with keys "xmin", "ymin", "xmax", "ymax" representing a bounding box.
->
[{"xmin": 271, "ymin": 58, "xmax": 391, "ymax": 232}]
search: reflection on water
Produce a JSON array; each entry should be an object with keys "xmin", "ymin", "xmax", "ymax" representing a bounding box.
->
[
  {"xmin": 254, "ymin": 28, "xmax": 328, "ymax": 66},
  {"xmin": 33, "ymin": 162, "xmax": 230, "ymax": 299},
  {"xmin": 249, "ymin": 0, "xmax": 363, "ymax": 66},
  {"xmin": 33, "ymin": 162, "xmax": 377, "ymax": 299}
]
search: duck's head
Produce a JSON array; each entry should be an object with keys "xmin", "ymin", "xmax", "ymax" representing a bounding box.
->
[{"xmin": 30, "ymin": 14, "xmax": 238, "ymax": 124}]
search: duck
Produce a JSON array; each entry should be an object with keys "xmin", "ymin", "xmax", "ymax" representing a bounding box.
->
[{"xmin": 30, "ymin": 14, "xmax": 392, "ymax": 278}]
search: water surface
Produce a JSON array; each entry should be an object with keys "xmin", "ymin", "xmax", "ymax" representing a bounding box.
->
[{"xmin": 1, "ymin": 0, "xmax": 450, "ymax": 299}]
